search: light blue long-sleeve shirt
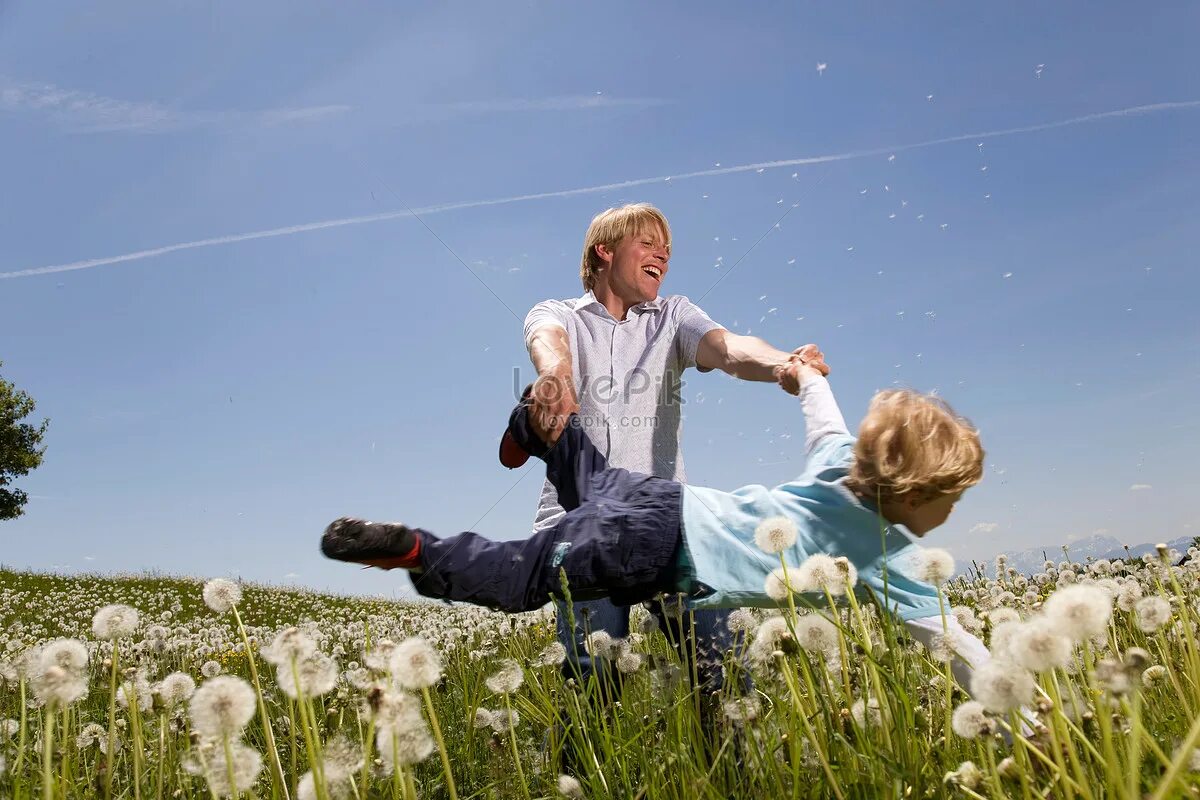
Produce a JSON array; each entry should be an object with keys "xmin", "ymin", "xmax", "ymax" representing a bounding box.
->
[{"xmin": 679, "ymin": 376, "xmax": 944, "ymax": 620}]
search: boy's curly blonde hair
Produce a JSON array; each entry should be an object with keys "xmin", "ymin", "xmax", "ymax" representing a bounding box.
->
[
  {"xmin": 580, "ymin": 203, "xmax": 672, "ymax": 291},
  {"xmin": 845, "ymin": 389, "xmax": 984, "ymax": 504}
]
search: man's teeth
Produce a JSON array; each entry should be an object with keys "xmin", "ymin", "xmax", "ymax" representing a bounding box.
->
[{"xmin": 642, "ymin": 267, "xmax": 661, "ymax": 279}]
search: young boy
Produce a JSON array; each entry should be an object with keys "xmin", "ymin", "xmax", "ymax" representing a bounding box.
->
[{"xmin": 321, "ymin": 350, "xmax": 992, "ymax": 688}]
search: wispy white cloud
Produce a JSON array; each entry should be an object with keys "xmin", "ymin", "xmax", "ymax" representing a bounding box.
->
[
  {"xmin": 969, "ymin": 522, "xmax": 1000, "ymax": 534},
  {"xmin": 3, "ymin": 99, "xmax": 1198, "ymax": 280},
  {"xmin": 1130, "ymin": 484, "xmax": 1153, "ymax": 491},
  {"xmin": 0, "ymin": 76, "xmax": 351, "ymax": 133},
  {"xmin": 410, "ymin": 94, "xmax": 667, "ymax": 122}
]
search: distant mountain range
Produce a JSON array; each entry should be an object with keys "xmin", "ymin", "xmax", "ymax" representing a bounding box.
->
[{"xmin": 965, "ymin": 534, "xmax": 1198, "ymax": 577}]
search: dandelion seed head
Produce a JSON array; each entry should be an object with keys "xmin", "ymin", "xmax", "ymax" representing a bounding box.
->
[
  {"xmin": 202, "ymin": 579, "xmax": 243, "ymax": 614},
  {"xmin": 263, "ymin": 627, "xmax": 317, "ymax": 666},
  {"xmin": 189, "ymin": 675, "xmax": 257, "ymax": 738},
  {"xmin": 277, "ymin": 652, "xmax": 339, "ymax": 699},
  {"xmin": 1010, "ymin": 619, "xmax": 1073, "ymax": 672},
  {"xmin": 793, "ymin": 614, "xmax": 839, "ymax": 658},
  {"xmin": 31, "ymin": 664, "xmax": 88, "ymax": 707},
  {"xmin": 37, "ymin": 638, "xmax": 88, "ymax": 675},
  {"xmin": 796, "ymin": 553, "xmax": 856, "ymax": 595},
  {"xmin": 485, "ymin": 658, "xmax": 525, "ymax": 694},
  {"xmin": 950, "ymin": 701, "xmax": 994, "ymax": 739},
  {"xmin": 390, "ymin": 637, "xmax": 442, "ymax": 690},
  {"xmin": 156, "ymin": 672, "xmax": 196, "ymax": 707},
  {"xmin": 1135, "ymin": 596, "xmax": 1172, "ymax": 632},
  {"xmin": 1043, "ymin": 584, "xmax": 1113, "ymax": 642},
  {"xmin": 534, "ymin": 641, "xmax": 567, "ymax": 667},
  {"xmin": 185, "ymin": 739, "xmax": 263, "ymax": 798},
  {"xmin": 557, "ymin": 774, "xmax": 586, "ymax": 799},
  {"xmin": 92, "ymin": 604, "xmax": 139, "ymax": 640},
  {"xmin": 915, "ymin": 548, "xmax": 956, "ymax": 585},
  {"xmin": 376, "ymin": 724, "xmax": 435, "ymax": 771},
  {"xmin": 754, "ymin": 516, "xmax": 798, "ymax": 554},
  {"xmin": 970, "ymin": 660, "xmax": 1035, "ymax": 713}
]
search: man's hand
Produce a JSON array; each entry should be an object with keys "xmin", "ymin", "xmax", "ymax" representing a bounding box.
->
[
  {"xmin": 774, "ymin": 359, "xmax": 825, "ymax": 396},
  {"xmin": 530, "ymin": 373, "xmax": 579, "ymax": 446},
  {"xmin": 790, "ymin": 344, "xmax": 830, "ymax": 376}
]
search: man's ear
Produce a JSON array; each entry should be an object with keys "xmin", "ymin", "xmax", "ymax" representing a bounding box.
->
[{"xmin": 594, "ymin": 242, "xmax": 614, "ymax": 265}]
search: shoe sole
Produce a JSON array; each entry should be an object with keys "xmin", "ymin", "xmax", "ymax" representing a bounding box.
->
[{"xmin": 321, "ymin": 516, "xmax": 416, "ymax": 562}]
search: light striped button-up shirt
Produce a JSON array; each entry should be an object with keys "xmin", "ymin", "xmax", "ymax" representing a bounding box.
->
[{"xmin": 523, "ymin": 291, "xmax": 724, "ymax": 533}]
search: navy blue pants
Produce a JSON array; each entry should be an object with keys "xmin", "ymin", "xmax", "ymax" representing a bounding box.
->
[{"xmin": 410, "ymin": 408, "xmax": 683, "ymax": 612}]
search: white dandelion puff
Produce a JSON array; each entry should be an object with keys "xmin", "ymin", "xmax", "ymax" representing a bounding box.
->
[
  {"xmin": 37, "ymin": 639, "xmax": 88, "ymax": 674},
  {"xmin": 1135, "ymin": 596, "xmax": 1172, "ymax": 632},
  {"xmin": 92, "ymin": 605, "xmax": 139, "ymax": 640},
  {"xmin": 186, "ymin": 739, "xmax": 263, "ymax": 798},
  {"xmin": 793, "ymin": 614, "xmax": 840, "ymax": 658},
  {"xmin": 390, "ymin": 637, "xmax": 442, "ymax": 690},
  {"xmin": 914, "ymin": 548, "xmax": 956, "ymax": 585},
  {"xmin": 533, "ymin": 642, "xmax": 567, "ymax": 667},
  {"xmin": 262, "ymin": 627, "xmax": 317, "ymax": 666},
  {"xmin": 950, "ymin": 701, "xmax": 995, "ymax": 739},
  {"xmin": 189, "ymin": 676, "xmax": 257, "ymax": 738},
  {"xmin": 970, "ymin": 661, "xmax": 1035, "ymax": 713},
  {"xmin": 202, "ymin": 579, "xmax": 243, "ymax": 614},
  {"xmin": 1043, "ymin": 584, "xmax": 1113, "ymax": 642},
  {"xmin": 485, "ymin": 658, "xmax": 525, "ymax": 694},
  {"xmin": 765, "ymin": 567, "xmax": 797, "ymax": 601},
  {"xmin": 754, "ymin": 516, "xmax": 798, "ymax": 554},
  {"xmin": 156, "ymin": 672, "xmax": 196, "ymax": 707},
  {"xmin": 1010, "ymin": 619, "xmax": 1073, "ymax": 672},
  {"xmin": 277, "ymin": 652, "xmax": 339, "ymax": 699},
  {"xmin": 557, "ymin": 774, "xmax": 586, "ymax": 799},
  {"xmin": 796, "ymin": 553, "xmax": 856, "ymax": 595}
]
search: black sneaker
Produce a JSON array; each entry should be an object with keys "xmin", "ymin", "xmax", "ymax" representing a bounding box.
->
[{"xmin": 320, "ymin": 516, "xmax": 419, "ymax": 567}]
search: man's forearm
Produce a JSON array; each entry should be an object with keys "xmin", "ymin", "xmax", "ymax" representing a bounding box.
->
[
  {"xmin": 717, "ymin": 334, "xmax": 793, "ymax": 382},
  {"xmin": 528, "ymin": 325, "xmax": 574, "ymax": 381}
]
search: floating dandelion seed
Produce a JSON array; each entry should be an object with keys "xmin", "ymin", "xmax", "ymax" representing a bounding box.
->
[{"xmin": 816, "ymin": 62, "xmax": 827, "ymax": 75}]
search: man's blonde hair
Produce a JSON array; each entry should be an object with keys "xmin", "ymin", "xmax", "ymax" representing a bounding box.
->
[
  {"xmin": 845, "ymin": 389, "xmax": 984, "ymax": 504},
  {"xmin": 580, "ymin": 203, "xmax": 672, "ymax": 291}
]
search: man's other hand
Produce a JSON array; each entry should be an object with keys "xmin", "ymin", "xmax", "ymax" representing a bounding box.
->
[{"xmin": 530, "ymin": 374, "xmax": 579, "ymax": 445}]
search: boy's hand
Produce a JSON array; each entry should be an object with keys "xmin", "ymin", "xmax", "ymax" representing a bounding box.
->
[
  {"xmin": 790, "ymin": 344, "xmax": 829, "ymax": 375},
  {"xmin": 774, "ymin": 360, "xmax": 824, "ymax": 395},
  {"xmin": 530, "ymin": 374, "xmax": 579, "ymax": 445}
]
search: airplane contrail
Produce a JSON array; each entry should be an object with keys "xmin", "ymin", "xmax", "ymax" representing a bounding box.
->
[{"xmin": 4, "ymin": 99, "xmax": 1197, "ymax": 281}]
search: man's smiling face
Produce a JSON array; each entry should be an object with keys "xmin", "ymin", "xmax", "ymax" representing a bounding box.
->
[{"xmin": 596, "ymin": 224, "xmax": 671, "ymax": 304}]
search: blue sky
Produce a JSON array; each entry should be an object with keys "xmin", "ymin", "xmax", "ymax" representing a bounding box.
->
[{"xmin": 2, "ymin": 2, "xmax": 1197, "ymax": 598}]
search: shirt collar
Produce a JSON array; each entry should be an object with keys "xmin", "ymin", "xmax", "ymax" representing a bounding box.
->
[{"xmin": 575, "ymin": 290, "xmax": 663, "ymax": 318}]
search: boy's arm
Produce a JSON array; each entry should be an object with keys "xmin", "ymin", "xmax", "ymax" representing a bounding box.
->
[{"xmin": 776, "ymin": 357, "xmax": 850, "ymax": 455}]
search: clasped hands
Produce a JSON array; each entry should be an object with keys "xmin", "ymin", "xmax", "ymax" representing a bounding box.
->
[{"xmin": 774, "ymin": 344, "xmax": 830, "ymax": 396}]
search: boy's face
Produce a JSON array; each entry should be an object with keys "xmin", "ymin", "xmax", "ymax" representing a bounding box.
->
[
  {"xmin": 595, "ymin": 225, "xmax": 670, "ymax": 303},
  {"xmin": 903, "ymin": 490, "xmax": 964, "ymax": 537}
]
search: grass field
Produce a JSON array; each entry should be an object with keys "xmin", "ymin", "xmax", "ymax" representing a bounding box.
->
[{"xmin": 3, "ymin": 547, "xmax": 1200, "ymax": 799}]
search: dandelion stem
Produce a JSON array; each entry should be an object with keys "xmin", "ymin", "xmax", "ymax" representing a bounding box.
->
[
  {"xmin": 231, "ymin": 604, "xmax": 290, "ymax": 800},
  {"xmin": 420, "ymin": 686, "xmax": 459, "ymax": 800}
]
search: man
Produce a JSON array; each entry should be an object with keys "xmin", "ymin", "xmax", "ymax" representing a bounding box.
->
[{"xmin": 514, "ymin": 203, "xmax": 822, "ymax": 739}]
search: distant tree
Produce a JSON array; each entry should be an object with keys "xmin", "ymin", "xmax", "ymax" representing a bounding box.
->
[{"xmin": 0, "ymin": 361, "xmax": 49, "ymax": 520}]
